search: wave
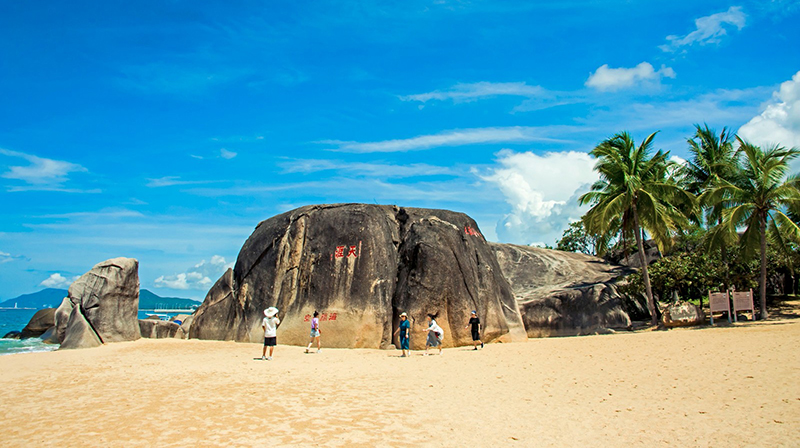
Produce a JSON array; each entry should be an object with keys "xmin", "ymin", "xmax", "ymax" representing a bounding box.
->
[{"xmin": 0, "ymin": 338, "xmax": 59, "ymax": 356}]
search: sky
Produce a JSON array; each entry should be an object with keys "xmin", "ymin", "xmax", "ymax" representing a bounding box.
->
[{"xmin": 1, "ymin": 0, "xmax": 799, "ymax": 301}]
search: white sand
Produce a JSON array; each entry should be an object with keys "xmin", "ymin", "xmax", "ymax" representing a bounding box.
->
[{"xmin": 1, "ymin": 319, "xmax": 798, "ymax": 447}]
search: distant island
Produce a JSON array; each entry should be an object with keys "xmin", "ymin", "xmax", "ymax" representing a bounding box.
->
[
  {"xmin": 138, "ymin": 289, "xmax": 200, "ymax": 310},
  {"xmin": 0, "ymin": 288, "xmax": 200, "ymax": 310}
]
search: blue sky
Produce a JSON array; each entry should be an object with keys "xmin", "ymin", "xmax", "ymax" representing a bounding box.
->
[{"xmin": 2, "ymin": 0, "xmax": 799, "ymax": 300}]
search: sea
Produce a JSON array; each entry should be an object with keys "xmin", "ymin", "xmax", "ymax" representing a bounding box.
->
[{"xmin": 0, "ymin": 308, "xmax": 189, "ymax": 356}]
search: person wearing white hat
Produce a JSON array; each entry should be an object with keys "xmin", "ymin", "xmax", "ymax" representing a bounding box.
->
[{"xmin": 261, "ymin": 307, "xmax": 280, "ymax": 360}]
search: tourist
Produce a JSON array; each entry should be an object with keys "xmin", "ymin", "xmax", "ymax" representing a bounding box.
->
[
  {"xmin": 261, "ymin": 307, "xmax": 280, "ymax": 360},
  {"xmin": 422, "ymin": 313, "xmax": 443, "ymax": 355},
  {"xmin": 305, "ymin": 310, "xmax": 321, "ymax": 353},
  {"xmin": 393, "ymin": 312, "xmax": 411, "ymax": 357},
  {"xmin": 465, "ymin": 310, "xmax": 484, "ymax": 350}
]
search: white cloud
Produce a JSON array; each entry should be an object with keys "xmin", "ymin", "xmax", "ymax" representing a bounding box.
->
[
  {"xmin": 320, "ymin": 126, "xmax": 576, "ymax": 153},
  {"xmin": 0, "ymin": 251, "xmax": 24, "ymax": 264},
  {"xmin": 40, "ymin": 273, "xmax": 78, "ymax": 288},
  {"xmin": 0, "ymin": 149, "xmax": 88, "ymax": 191},
  {"xmin": 40, "ymin": 208, "xmax": 145, "ymax": 220},
  {"xmin": 185, "ymin": 176, "xmax": 498, "ymax": 206},
  {"xmin": 738, "ymin": 70, "xmax": 800, "ymax": 149},
  {"xmin": 209, "ymin": 135, "xmax": 265, "ymax": 143},
  {"xmin": 581, "ymin": 86, "xmax": 770, "ymax": 136},
  {"xmin": 154, "ymin": 255, "xmax": 233, "ymax": 290},
  {"xmin": 146, "ymin": 176, "xmax": 221, "ymax": 188},
  {"xmin": 670, "ymin": 155, "xmax": 687, "ymax": 165},
  {"xmin": 660, "ymin": 6, "xmax": 746, "ymax": 52},
  {"xmin": 585, "ymin": 62, "xmax": 676, "ymax": 92},
  {"xmin": 219, "ymin": 149, "xmax": 237, "ymax": 159},
  {"xmin": 480, "ymin": 150, "xmax": 598, "ymax": 245},
  {"xmin": 278, "ymin": 159, "xmax": 454, "ymax": 178},
  {"xmin": 400, "ymin": 82, "xmax": 545, "ymax": 103}
]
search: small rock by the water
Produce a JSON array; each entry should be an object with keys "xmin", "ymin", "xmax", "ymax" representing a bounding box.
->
[
  {"xmin": 138, "ymin": 319, "xmax": 180, "ymax": 339},
  {"xmin": 20, "ymin": 308, "xmax": 56, "ymax": 339}
]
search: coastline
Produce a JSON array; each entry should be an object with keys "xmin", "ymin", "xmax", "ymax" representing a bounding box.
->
[{"xmin": 1, "ymin": 318, "xmax": 798, "ymax": 446}]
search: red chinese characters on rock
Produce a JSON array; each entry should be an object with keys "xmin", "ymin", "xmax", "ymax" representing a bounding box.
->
[
  {"xmin": 304, "ymin": 312, "xmax": 337, "ymax": 322},
  {"xmin": 464, "ymin": 226, "xmax": 483, "ymax": 238},
  {"xmin": 333, "ymin": 241, "xmax": 361, "ymax": 258}
]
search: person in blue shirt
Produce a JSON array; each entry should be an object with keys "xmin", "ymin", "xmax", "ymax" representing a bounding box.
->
[{"xmin": 393, "ymin": 312, "xmax": 411, "ymax": 357}]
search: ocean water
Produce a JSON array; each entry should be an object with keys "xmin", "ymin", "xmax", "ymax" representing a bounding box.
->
[
  {"xmin": 0, "ymin": 309, "xmax": 190, "ymax": 356},
  {"xmin": 0, "ymin": 309, "xmax": 58, "ymax": 356}
]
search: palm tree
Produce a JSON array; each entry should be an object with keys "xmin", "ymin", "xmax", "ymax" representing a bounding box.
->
[
  {"xmin": 704, "ymin": 138, "xmax": 800, "ymax": 319},
  {"xmin": 680, "ymin": 124, "xmax": 737, "ymax": 303},
  {"xmin": 580, "ymin": 131, "xmax": 695, "ymax": 325},
  {"xmin": 682, "ymin": 124, "xmax": 737, "ymax": 223}
]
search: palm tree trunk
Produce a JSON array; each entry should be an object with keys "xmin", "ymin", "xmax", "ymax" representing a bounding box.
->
[
  {"xmin": 718, "ymin": 215, "xmax": 729, "ymax": 295},
  {"xmin": 632, "ymin": 204, "xmax": 658, "ymax": 325},
  {"xmin": 760, "ymin": 213, "xmax": 768, "ymax": 319}
]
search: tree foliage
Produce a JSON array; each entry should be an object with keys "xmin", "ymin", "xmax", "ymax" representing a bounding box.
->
[
  {"xmin": 579, "ymin": 131, "xmax": 695, "ymax": 325},
  {"xmin": 555, "ymin": 221, "xmax": 613, "ymax": 256},
  {"xmin": 562, "ymin": 125, "xmax": 800, "ymax": 324},
  {"xmin": 703, "ymin": 138, "xmax": 800, "ymax": 318}
]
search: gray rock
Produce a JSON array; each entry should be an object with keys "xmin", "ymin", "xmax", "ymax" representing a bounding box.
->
[
  {"xmin": 20, "ymin": 308, "xmax": 56, "ymax": 339},
  {"xmin": 171, "ymin": 314, "xmax": 193, "ymax": 339},
  {"xmin": 604, "ymin": 239, "xmax": 661, "ymax": 268},
  {"xmin": 60, "ymin": 304, "xmax": 102, "ymax": 349},
  {"xmin": 54, "ymin": 297, "xmax": 73, "ymax": 343},
  {"xmin": 67, "ymin": 257, "xmax": 140, "ymax": 343},
  {"xmin": 393, "ymin": 209, "xmax": 527, "ymax": 348},
  {"xmin": 190, "ymin": 204, "xmax": 527, "ymax": 348},
  {"xmin": 491, "ymin": 243, "xmax": 645, "ymax": 337},
  {"xmin": 56, "ymin": 257, "xmax": 141, "ymax": 349},
  {"xmin": 3, "ymin": 331, "xmax": 21, "ymax": 339},
  {"xmin": 39, "ymin": 326, "xmax": 59, "ymax": 344},
  {"xmin": 138, "ymin": 319, "xmax": 180, "ymax": 339},
  {"xmin": 662, "ymin": 301, "xmax": 704, "ymax": 327},
  {"xmin": 189, "ymin": 268, "xmax": 240, "ymax": 341}
]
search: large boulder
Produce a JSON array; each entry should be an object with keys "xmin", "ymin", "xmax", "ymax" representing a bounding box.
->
[
  {"xmin": 491, "ymin": 243, "xmax": 645, "ymax": 337},
  {"xmin": 190, "ymin": 204, "xmax": 527, "ymax": 348},
  {"xmin": 57, "ymin": 257, "xmax": 141, "ymax": 349},
  {"xmin": 20, "ymin": 308, "xmax": 56, "ymax": 339}
]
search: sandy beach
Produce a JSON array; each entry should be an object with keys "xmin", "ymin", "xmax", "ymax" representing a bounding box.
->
[{"xmin": 1, "ymin": 318, "xmax": 798, "ymax": 447}]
